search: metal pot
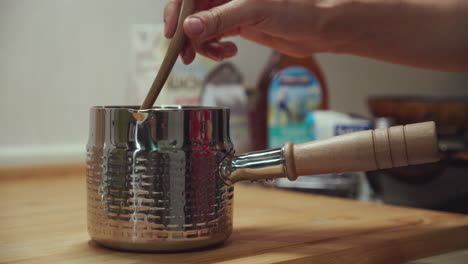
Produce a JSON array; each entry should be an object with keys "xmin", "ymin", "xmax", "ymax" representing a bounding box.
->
[
  {"xmin": 87, "ymin": 106, "xmax": 439, "ymax": 252},
  {"xmin": 87, "ymin": 106, "xmax": 285, "ymax": 252}
]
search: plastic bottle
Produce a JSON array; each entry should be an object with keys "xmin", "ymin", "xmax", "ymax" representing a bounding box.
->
[
  {"xmin": 201, "ymin": 62, "xmax": 251, "ymax": 154},
  {"xmin": 249, "ymin": 51, "xmax": 328, "ymax": 150}
]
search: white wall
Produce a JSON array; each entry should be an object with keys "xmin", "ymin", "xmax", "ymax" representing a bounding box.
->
[{"xmin": 1, "ymin": 0, "xmax": 467, "ymax": 166}]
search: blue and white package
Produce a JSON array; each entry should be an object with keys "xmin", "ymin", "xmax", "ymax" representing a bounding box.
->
[
  {"xmin": 275, "ymin": 110, "xmax": 372, "ymax": 195},
  {"xmin": 306, "ymin": 110, "xmax": 372, "ymax": 140}
]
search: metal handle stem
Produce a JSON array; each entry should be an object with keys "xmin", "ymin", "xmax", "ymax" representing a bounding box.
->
[{"xmin": 220, "ymin": 148, "xmax": 288, "ymax": 185}]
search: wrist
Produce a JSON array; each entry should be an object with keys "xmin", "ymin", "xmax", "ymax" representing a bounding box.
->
[
  {"xmin": 308, "ymin": 0, "xmax": 355, "ymax": 54},
  {"xmin": 312, "ymin": 0, "xmax": 399, "ymax": 54}
]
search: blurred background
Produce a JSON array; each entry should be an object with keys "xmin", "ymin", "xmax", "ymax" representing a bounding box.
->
[{"xmin": 1, "ymin": 0, "xmax": 467, "ymax": 212}]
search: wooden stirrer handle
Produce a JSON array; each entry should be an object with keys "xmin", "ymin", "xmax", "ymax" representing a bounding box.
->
[{"xmin": 140, "ymin": 0, "xmax": 195, "ymax": 110}]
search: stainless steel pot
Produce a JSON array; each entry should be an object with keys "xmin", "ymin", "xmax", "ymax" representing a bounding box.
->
[
  {"xmin": 87, "ymin": 106, "xmax": 439, "ymax": 252},
  {"xmin": 87, "ymin": 106, "xmax": 286, "ymax": 252}
]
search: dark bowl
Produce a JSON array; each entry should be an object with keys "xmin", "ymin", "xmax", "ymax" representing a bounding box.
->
[{"xmin": 367, "ymin": 96, "xmax": 468, "ymax": 128}]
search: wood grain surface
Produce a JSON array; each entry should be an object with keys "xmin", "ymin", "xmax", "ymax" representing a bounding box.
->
[{"xmin": 1, "ymin": 165, "xmax": 467, "ymax": 264}]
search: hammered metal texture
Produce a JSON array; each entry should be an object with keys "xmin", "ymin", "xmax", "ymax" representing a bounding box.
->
[{"xmin": 86, "ymin": 106, "xmax": 234, "ymax": 252}]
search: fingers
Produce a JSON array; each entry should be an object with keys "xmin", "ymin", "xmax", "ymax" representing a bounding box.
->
[
  {"xmin": 164, "ymin": 0, "xmax": 182, "ymax": 38},
  {"xmin": 164, "ymin": 0, "xmax": 232, "ymax": 39},
  {"xmin": 180, "ymin": 27, "xmax": 240, "ymax": 64},
  {"xmin": 181, "ymin": 41, "xmax": 196, "ymax": 64},
  {"xmin": 180, "ymin": 39, "xmax": 237, "ymax": 64},
  {"xmin": 194, "ymin": 40, "xmax": 238, "ymax": 61},
  {"xmin": 172, "ymin": 0, "xmax": 245, "ymax": 63},
  {"xmin": 166, "ymin": 0, "xmax": 241, "ymax": 64},
  {"xmin": 184, "ymin": 0, "xmax": 258, "ymax": 41}
]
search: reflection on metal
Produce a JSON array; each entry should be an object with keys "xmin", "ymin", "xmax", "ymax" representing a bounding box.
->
[
  {"xmin": 220, "ymin": 148, "xmax": 287, "ymax": 185},
  {"xmin": 87, "ymin": 106, "xmax": 292, "ymax": 252},
  {"xmin": 87, "ymin": 106, "xmax": 234, "ymax": 252}
]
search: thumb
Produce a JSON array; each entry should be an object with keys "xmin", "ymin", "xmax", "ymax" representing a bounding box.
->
[{"xmin": 183, "ymin": 0, "xmax": 258, "ymax": 40}]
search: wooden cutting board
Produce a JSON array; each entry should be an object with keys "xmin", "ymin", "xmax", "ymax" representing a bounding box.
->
[{"xmin": 0, "ymin": 165, "xmax": 467, "ymax": 264}]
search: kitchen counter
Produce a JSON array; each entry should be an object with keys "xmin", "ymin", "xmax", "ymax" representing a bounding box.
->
[{"xmin": 1, "ymin": 165, "xmax": 467, "ymax": 263}]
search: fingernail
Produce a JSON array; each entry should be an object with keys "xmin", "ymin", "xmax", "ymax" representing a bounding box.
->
[
  {"xmin": 224, "ymin": 45, "xmax": 237, "ymax": 54},
  {"xmin": 185, "ymin": 17, "xmax": 204, "ymax": 37}
]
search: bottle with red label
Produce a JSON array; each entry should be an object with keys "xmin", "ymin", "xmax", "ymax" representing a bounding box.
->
[{"xmin": 249, "ymin": 51, "xmax": 328, "ymax": 151}]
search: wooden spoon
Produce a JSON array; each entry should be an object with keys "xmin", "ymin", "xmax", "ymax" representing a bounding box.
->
[{"xmin": 140, "ymin": 0, "xmax": 195, "ymax": 110}]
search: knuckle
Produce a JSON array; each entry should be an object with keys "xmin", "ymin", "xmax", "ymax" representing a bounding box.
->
[{"xmin": 207, "ymin": 8, "xmax": 224, "ymax": 34}]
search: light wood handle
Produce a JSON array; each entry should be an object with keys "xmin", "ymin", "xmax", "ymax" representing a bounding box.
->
[
  {"xmin": 283, "ymin": 121, "xmax": 440, "ymax": 180},
  {"xmin": 140, "ymin": 0, "xmax": 195, "ymax": 110}
]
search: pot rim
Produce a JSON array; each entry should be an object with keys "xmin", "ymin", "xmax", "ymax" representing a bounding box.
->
[{"xmin": 91, "ymin": 105, "xmax": 229, "ymax": 111}]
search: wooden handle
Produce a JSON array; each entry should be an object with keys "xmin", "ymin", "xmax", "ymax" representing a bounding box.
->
[
  {"xmin": 283, "ymin": 121, "xmax": 440, "ymax": 180},
  {"xmin": 140, "ymin": 0, "xmax": 195, "ymax": 110}
]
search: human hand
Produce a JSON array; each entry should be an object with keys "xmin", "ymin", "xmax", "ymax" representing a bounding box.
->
[{"xmin": 164, "ymin": 0, "xmax": 349, "ymax": 64}]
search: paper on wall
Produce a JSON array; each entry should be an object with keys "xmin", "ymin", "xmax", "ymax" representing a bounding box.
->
[{"xmin": 128, "ymin": 24, "xmax": 216, "ymax": 105}]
